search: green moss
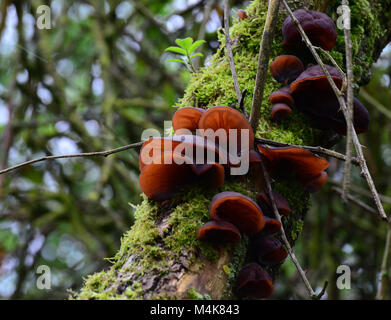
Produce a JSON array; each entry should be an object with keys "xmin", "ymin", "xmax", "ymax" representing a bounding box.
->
[
  {"xmin": 75, "ymin": 181, "xmax": 254, "ymax": 300},
  {"xmin": 330, "ymin": 0, "xmax": 386, "ymax": 85},
  {"xmin": 186, "ymin": 288, "xmax": 204, "ymax": 300}
]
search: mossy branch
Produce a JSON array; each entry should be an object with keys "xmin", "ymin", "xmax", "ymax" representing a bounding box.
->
[{"xmin": 249, "ymin": 0, "xmax": 281, "ymax": 131}]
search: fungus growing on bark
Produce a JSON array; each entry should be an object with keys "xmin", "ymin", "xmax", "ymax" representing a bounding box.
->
[
  {"xmin": 269, "ymin": 86, "xmax": 294, "ymax": 107},
  {"xmin": 197, "ymin": 220, "xmax": 241, "ymax": 243},
  {"xmin": 270, "ymin": 103, "xmax": 292, "ymax": 122},
  {"xmin": 139, "ymin": 151, "xmax": 224, "ymax": 201},
  {"xmin": 270, "ymin": 55, "xmax": 304, "ymax": 84},
  {"xmin": 304, "ymin": 171, "xmax": 328, "ymax": 193},
  {"xmin": 290, "ymin": 65, "xmax": 370, "ymax": 134},
  {"xmin": 209, "ymin": 191, "xmax": 265, "ymax": 235},
  {"xmin": 333, "ymin": 97, "xmax": 370, "ymax": 134},
  {"xmin": 237, "ymin": 9, "xmax": 248, "ymax": 21},
  {"xmin": 290, "ymin": 64, "xmax": 343, "ymax": 95},
  {"xmin": 139, "ymin": 135, "xmax": 222, "ymax": 171},
  {"xmin": 261, "ymin": 216, "xmax": 282, "ymax": 235},
  {"xmin": 257, "ymin": 191, "xmax": 291, "ymax": 217},
  {"xmin": 198, "ymin": 106, "xmax": 254, "ymax": 150},
  {"xmin": 172, "ymin": 107, "xmax": 205, "ymax": 134},
  {"xmin": 257, "ymin": 145, "xmax": 329, "ymax": 192},
  {"xmin": 282, "ymin": 9, "xmax": 337, "ymax": 51},
  {"xmin": 236, "ymin": 263, "xmax": 274, "ymax": 299},
  {"xmin": 251, "ymin": 235, "xmax": 288, "ymax": 266}
]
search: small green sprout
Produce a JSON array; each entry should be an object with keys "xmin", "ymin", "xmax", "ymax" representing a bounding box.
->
[{"xmin": 165, "ymin": 37, "xmax": 206, "ymax": 73}]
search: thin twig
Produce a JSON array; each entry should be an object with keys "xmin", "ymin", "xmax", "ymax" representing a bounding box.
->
[
  {"xmin": 360, "ymin": 88, "xmax": 391, "ymax": 121},
  {"xmin": 330, "ymin": 179, "xmax": 391, "ymax": 205},
  {"xmin": 332, "ymin": 187, "xmax": 382, "ymax": 220},
  {"xmin": 239, "ymin": 88, "xmax": 248, "ymax": 118},
  {"xmin": 223, "ymin": 0, "xmax": 241, "ymax": 103},
  {"xmin": 313, "ymin": 281, "xmax": 329, "ymax": 300},
  {"xmin": 255, "ymin": 137, "xmax": 360, "ymax": 165},
  {"xmin": 258, "ymin": 156, "xmax": 317, "ymax": 298},
  {"xmin": 377, "ymin": 224, "xmax": 391, "ymax": 299},
  {"xmin": 341, "ymin": 0, "xmax": 354, "ymax": 203},
  {"xmin": 0, "ymin": 142, "xmax": 144, "ymax": 176},
  {"xmin": 249, "ymin": 0, "xmax": 281, "ymax": 131},
  {"xmin": 282, "ymin": 0, "xmax": 388, "ymax": 221},
  {"xmin": 193, "ymin": 0, "xmax": 215, "ymax": 70},
  {"xmin": 314, "ymin": 46, "xmax": 347, "ymax": 92}
]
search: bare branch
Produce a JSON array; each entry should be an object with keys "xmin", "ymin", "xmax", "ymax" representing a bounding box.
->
[
  {"xmin": 0, "ymin": 142, "xmax": 144, "ymax": 176},
  {"xmin": 255, "ymin": 137, "xmax": 360, "ymax": 165},
  {"xmin": 223, "ymin": 0, "xmax": 241, "ymax": 103},
  {"xmin": 360, "ymin": 88, "xmax": 391, "ymax": 121},
  {"xmin": 249, "ymin": 0, "xmax": 281, "ymax": 131},
  {"xmin": 341, "ymin": 0, "xmax": 354, "ymax": 202},
  {"xmin": 332, "ymin": 187, "xmax": 381, "ymax": 219},
  {"xmin": 377, "ymin": 224, "xmax": 391, "ymax": 299}
]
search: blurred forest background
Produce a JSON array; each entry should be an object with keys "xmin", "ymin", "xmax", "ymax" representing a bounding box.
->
[{"xmin": 0, "ymin": 0, "xmax": 390, "ymax": 300}]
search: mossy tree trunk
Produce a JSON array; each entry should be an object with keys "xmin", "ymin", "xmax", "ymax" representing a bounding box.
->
[{"xmin": 75, "ymin": 0, "xmax": 391, "ymax": 300}]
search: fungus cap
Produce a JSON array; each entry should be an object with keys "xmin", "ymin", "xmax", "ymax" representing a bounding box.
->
[
  {"xmin": 236, "ymin": 263, "xmax": 274, "ymax": 299},
  {"xmin": 197, "ymin": 220, "xmax": 241, "ymax": 243},
  {"xmin": 237, "ymin": 9, "xmax": 248, "ymax": 20},
  {"xmin": 305, "ymin": 171, "xmax": 328, "ymax": 193},
  {"xmin": 209, "ymin": 191, "xmax": 265, "ymax": 235},
  {"xmin": 270, "ymin": 103, "xmax": 292, "ymax": 122},
  {"xmin": 257, "ymin": 145, "xmax": 329, "ymax": 191},
  {"xmin": 172, "ymin": 107, "xmax": 205, "ymax": 133},
  {"xmin": 270, "ymin": 55, "xmax": 304, "ymax": 84},
  {"xmin": 252, "ymin": 235, "xmax": 288, "ymax": 266},
  {"xmin": 269, "ymin": 86, "xmax": 294, "ymax": 107},
  {"xmin": 290, "ymin": 64, "xmax": 343, "ymax": 95},
  {"xmin": 282, "ymin": 9, "xmax": 337, "ymax": 51},
  {"xmin": 139, "ymin": 135, "xmax": 222, "ymax": 171},
  {"xmin": 257, "ymin": 191, "xmax": 291, "ymax": 216},
  {"xmin": 139, "ymin": 151, "xmax": 224, "ymax": 201},
  {"xmin": 198, "ymin": 106, "xmax": 254, "ymax": 150},
  {"xmin": 261, "ymin": 216, "xmax": 282, "ymax": 235}
]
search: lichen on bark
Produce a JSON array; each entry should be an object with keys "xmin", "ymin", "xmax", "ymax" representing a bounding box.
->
[{"xmin": 74, "ymin": 0, "xmax": 391, "ymax": 300}]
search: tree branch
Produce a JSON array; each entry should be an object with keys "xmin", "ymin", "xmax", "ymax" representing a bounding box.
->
[
  {"xmin": 0, "ymin": 142, "xmax": 143, "ymax": 176},
  {"xmin": 256, "ymin": 137, "xmax": 360, "ymax": 165},
  {"xmin": 223, "ymin": 0, "xmax": 241, "ymax": 103},
  {"xmin": 377, "ymin": 224, "xmax": 391, "ymax": 299},
  {"xmin": 249, "ymin": 0, "xmax": 281, "ymax": 131},
  {"xmin": 341, "ymin": 0, "xmax": 354, "ymax": 202}
]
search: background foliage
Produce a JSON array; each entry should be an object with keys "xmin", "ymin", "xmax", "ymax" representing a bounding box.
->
[{"xmin": 0, "ymin": 0, "xmax": 390, "ymax": 299}]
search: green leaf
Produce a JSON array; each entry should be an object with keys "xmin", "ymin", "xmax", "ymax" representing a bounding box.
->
[
  {"xmin": 175, "ymin": 37, "xmax": 193, "ymax": 50},
  {"xmin": 167, "ymin": 59, "xmax": 187, "ymax": 65},
  {"xmin": 190, "ymin": 53, "xmax": 203, "ymax": 60},
  {"xmin": 189, "ymin": 40, "xmax": 206, "ymax": 54},
  {"xmin": 165, "ymin": 46, "xmax": 187, "ymax": 55}
]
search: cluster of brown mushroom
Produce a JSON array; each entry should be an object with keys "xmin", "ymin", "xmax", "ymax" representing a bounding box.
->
[
  {"xmin": 136, "ymin": 8, "xmax": 360, "ymax": 300},
  {"xmin": 268, "ymin": 9, "xmax": 370, "ymax": 136},
  {"xmin": 138, "ymin": 105, "xmax": 254, "ymax": 201},
  {"xmin": 197, "ymin": 190, "xmax": 290, "ymax": 299},
  {"xmin": 138, "ymin": 107, "xmax": 330, "ymax": 298}
]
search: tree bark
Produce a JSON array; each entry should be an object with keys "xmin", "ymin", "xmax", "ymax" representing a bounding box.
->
[{"xmin": 74, "ymin": 0, "xmax": 391, "ymax": 300}]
